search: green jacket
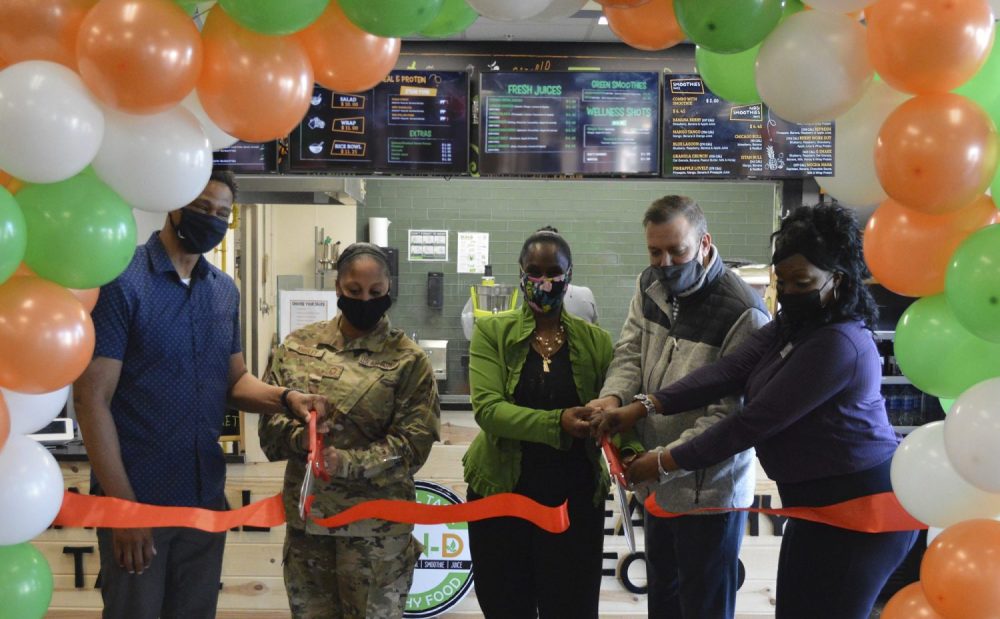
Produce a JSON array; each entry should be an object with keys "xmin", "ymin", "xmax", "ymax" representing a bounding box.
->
[{"xmin": 464, "ymin": 305, "xmax": 641, "ymax": 506}]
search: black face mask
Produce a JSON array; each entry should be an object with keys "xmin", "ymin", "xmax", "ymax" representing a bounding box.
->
[
  {"xmin": 778, "ymin": 277, "xmax": 834, "ymax": 324},
  {"xmin": 656, "ymin": 258, "xmax": 705, "ymax": 297},
  {"xmin": 338, "ymin": 294, "xmax": 392, "ymax": 331},
  {"xmin": 173, "ymin": 209, "xmax": 229, "ymax": 254}
]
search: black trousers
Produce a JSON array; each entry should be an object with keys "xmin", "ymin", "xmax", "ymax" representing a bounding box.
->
[
  {"xmin": 96, "ymin": 525, "xmax": 226, "ymax": 619},
  {"xmin": 467, "ymin": 485, "xmax": 604, "ymax": 619},
  {"xmin": 644, "ymin": 510, "xmax": 747, "ymax": 619},
  {"xmin": 775, "ymin": 519, "xmax": 917, "ymax": 619}
]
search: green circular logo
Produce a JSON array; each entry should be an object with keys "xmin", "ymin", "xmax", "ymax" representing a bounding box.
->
[{"xmin": 404, "ymin": 481, "xmax": 474, "ymax": 618}]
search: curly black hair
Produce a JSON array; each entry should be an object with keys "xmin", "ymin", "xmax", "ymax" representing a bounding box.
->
[
  {"xmin": 771, "ymin": 204, "xmax": 879, "ymax": 336},
  {"xmin": 519, "ymin": 225, "xmax": 573, "ymax": 268}
]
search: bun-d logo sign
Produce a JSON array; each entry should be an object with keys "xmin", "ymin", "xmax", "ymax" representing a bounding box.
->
[{"xmin": 405, "ymin": 481, "xmax": 474, "ymax": 618}]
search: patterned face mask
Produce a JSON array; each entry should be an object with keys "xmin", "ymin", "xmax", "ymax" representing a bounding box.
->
[{"xmin": 521, "ymin": 270, "xmax": 571, "ymax": 314}]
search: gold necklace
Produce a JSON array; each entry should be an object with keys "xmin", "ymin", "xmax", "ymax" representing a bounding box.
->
[{"xmin": 533, "ymin": 325, "xmax": 565, "ymax": 373}]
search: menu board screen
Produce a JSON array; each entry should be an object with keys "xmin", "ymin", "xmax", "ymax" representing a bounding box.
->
[
  {"xmin": 212, "ymin": 141, "xmax": 277, "ymax": 173},
  {"xmin": 664, "ymin": 75, "xmax": 834, "ymax": 178},
  {"xmin": 478, "ymin": 72, "xmax": 660, "ymax": 176},
  {"xmin": 287, "ymin": 70, "xmax": 469, "ymax": 175}
]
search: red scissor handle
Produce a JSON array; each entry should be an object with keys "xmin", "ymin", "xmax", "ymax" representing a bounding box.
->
[
  {"xmin": 601, "ymin": 438, "xmax": 627, "ymax": 487},
  {"xmin": 307, "ymin": 410, "xmax": 330, "ymax": 482}
]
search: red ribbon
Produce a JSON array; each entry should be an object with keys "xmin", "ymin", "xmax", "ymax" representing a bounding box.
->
[
  {"xmin": 644, "ymin": 492, "xmax": 927, "ymax": 533},
  {"xmin": 53, "ymin": 491, "xmax": 570, "ymax": 534}
]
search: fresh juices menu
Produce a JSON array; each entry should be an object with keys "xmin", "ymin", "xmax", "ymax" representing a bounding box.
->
[
  {"xmin": 664, "ymin": 75, "xmax": 834, "ymax": 178},
  {"xmin": 288, "ymin": 70, "xmax": 469, "ymax": 174},
  {"xmin": 478, "ymin": 72, "xmax": 660, "ymax": 176}
]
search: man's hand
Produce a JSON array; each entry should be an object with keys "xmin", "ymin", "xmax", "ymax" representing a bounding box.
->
[
  {"xmin": 585, "ymin": 396, "xmax": 621, "ymax": 411},
  {"xmin": 590, "ymin": 402, "xmax": 648, "ymax": 439},
  {"xmin": 625, "ymin": 452, "xmax": 659, "ymax": 486},
  {"xmin": 561, "ymin": 406, "xmax": 595, "ymax": 439},
  {"xmin": 112, "ymin": 528, "xmax": 156, "ymax": 575},
  {"xmin": 286, "ymin": 391, "xmax": 329, "ymax": 430}
]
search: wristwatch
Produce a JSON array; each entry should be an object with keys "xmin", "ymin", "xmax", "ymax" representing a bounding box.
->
[
  {"xmin": 633, "ymin": 393, "xmax": 657, "ymax": 417},
  {"xmin": 280, "ymin": 388, "xmax": 303, "ymax": 419}
]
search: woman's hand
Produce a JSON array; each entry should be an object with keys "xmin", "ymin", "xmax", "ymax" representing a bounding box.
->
[
  {"xmin": 590, "ymin": 401, "xmax": 648, "ymax": 439},
  {"xmin": 624, "ymin": 452, "xmax": 659, "ymax": 486},
  {"xmin": 561, "ymin": 406, "xmax": 595, "ymax": 439}
]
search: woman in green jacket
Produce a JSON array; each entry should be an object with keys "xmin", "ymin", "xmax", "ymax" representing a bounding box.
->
[{"xmin": 464, "ymin": 228, "xmax": 628, "ymax": 618}]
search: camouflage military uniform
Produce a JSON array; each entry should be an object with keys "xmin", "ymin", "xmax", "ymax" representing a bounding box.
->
[{"xmin": 260, "ymin": 315, "xmax": 441, "ymax": 619}]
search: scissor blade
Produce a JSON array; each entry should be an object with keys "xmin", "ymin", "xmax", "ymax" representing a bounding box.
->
[
  {"xmin": 617, "ymin": 484, "xmax": 636, "ymax": 553},
  {"xmin": 298, "ymin": 466, "xmax": 313, "ymax": 521}
]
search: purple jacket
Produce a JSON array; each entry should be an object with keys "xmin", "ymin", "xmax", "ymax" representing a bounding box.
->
[{"xmin": 655, "ymin": 320, "xmax": 899, "ymax": 484}]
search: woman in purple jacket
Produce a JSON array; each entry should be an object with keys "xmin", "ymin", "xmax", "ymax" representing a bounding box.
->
[{"xmin": 593, "ymin": 205, "xmax": 918, "ymax": 619}]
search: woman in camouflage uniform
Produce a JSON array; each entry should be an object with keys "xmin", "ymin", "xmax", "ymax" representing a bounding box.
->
[{"xmin": 259, "ymin": 243, "xmax": 441, "ymax": 619}]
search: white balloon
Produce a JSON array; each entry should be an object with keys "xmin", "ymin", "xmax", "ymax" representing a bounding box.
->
[
  {"xmin": 756, "ymin": 11, "xmax": 872, "ymax": 123},
  {"xmin": 0, "ymin": 61, "xmax": 104, "ymax": 184},
  {"xmin": 0, "ymin": 434, "xmax": 65, "ymax": 545},
  {"xmin": 93, "ymin": 106, "xmax": 212, "ymax": 213},
  {"xmin": 891, "ymin": 421, "xmax": 1000, "ymax": 528},
  {"xmin": 818, "ymin": 81, "xmax": 909, "ymax": 206},
  {"xmin": 944, "ymin": 378, "xmax": 1000, "ymax": 493},
  {"xmin": 532, "ymin": 0, "xmax": 587, "ymax": 20},
  {"xmin": 180, "ymin": 91, "xmax": 238, "ymax": 151},
  {"xmin": 2, "ymin": 386, "xmax": 70, "ymax": 435},
  {"xmin": 927, "ymin": 526, "xmax": 944, "ymax": 547},
  {"xmin": 990, "ymin": 0, "xmax": 1000, "ymax": 15},
  {"xmin": 806, "ymin": 0, "xmax": 873, "ymax": 12},
  {"xmin": 467, "ymin": 0, "xmax": 553, "ymax": 21}
]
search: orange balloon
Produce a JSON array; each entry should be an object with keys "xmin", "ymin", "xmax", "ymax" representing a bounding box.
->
[
  {"xmin": 0, "ymin": 0, "xmax": 97, "ymax": 71},
  {"xmin": 0, "ymin": 393, "xmax": 9, "ymax": 453},
  {"xmin": 70, "ymin": 287, "xmax": 100, "ymax": 313},
  {"xmin": 604, "ymin": 0, "xmax": 685, "ymax": 51},
  {"xmin": 0, "ymin": 170, "xmax": 24, "ymax": 196},
  {"xmin": 864, "ymin": 194, "xmax": 1000, "ymax": 297},
  {"xmin": 295, "ymin": 2, "xmax": 400, "ymax": 94},
  {"xmin": 198, "ymin": 6, "xmax": 315, "ymax": 142},
  {"xmin": 921, "ymin": 519, "xmax": 1000, "ymax": 619},
  {"xmin": 0, "ymin": 276, "xmax": 94, "ymax": 394},
  {"xmin": 76, "ymin": 0, "xmax": 202, "ymax": 114},
  {"xmin": 867, "ymin": 0, "xmax": 995, "ymax": 94},
  {"xmin": 10, "ymin": 263, "xmax": 35, "ymax": 278},
  {"xmin": 875, "ymin": 93, "xmax": 999, "ymax": 215},
  {"xmin": 882, "ymin": 582, "xmax": 944, "ymax": 619}
]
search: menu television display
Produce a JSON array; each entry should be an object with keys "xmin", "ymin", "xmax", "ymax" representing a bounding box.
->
[
  {"xmin": 287, "ymin": 70, "xmax": 470, "ymax": 175},
  {"xmin": 478, "ymin": 72, "xmax": 660, "ymax": 177},
  {"xmin": 663, "ymin": 74, "xmax": 834, "ymax": 178},
  {"xmin": 212, "ymin": 141, "xmax": 278, "ymax": 174}
]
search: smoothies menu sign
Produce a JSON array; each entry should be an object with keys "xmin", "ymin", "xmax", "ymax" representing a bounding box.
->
[{"xmin": 664, "ymin": 75, "xmax": 834, "ymax": 178}]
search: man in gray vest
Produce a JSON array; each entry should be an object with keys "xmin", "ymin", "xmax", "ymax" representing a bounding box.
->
[{"xmin": 589, "ymin": 195, "xmax": 769, "ymax": 619}]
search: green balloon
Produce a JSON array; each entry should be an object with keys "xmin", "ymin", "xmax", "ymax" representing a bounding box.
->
[
  {"xmin": 0, "ymin": 187, "xmax": 26, "ymax": 286},
  {"xmin": 0, "ymin": 543, "xmax": 52, "ymax": 619},
  {"xmin": 945, "ymin": 224, "xmax": 1000, "ymax": 342},
  {"xmin": 219, "ymin": 0, "xmax": 329, "ymax": 35},
  {"xmin": 419, "ymin": 0, "xmax": 477, "ymax": 38},
  {"xmin": 939, "ymin": 398, "xmax": 956, "ymax": 413},
  {"xmin": 338, "ymin": 0, "xmax": 444, "ymax": 37},
  {"xmin": 696, "ymin": 44, "xmax": 761, "ymax": 104},
  {"xmin": 895, "ymin": 294, "xmax": 1000, "ymax": 398},
  {"xmin": 955, "ymin": 37, "xmax": 1000, "ymax": 130},
  {"xmin": 17, "ymin": 170, "xmax": 137, "ymax": 290},
  {"xmin": 674, "ymin": 0, "xmax": 782, "ymax": 54},
  {"xmin": 781, "ymin": 0, "xmax": 805, "ymax": 18}
]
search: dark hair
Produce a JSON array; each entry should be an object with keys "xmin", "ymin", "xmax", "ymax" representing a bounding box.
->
[
  {"xmin": 336, "ymin": 242, "xmax": 391, "ymax": 279},
  {"xmin": 642, "ymin": 195, "xmax": 708, "ymax": 240},
  {"xmin": 209, "ymin": 168, "xmax": 238, "ymax": 202},
  {"xmin": 518, "ymin": 226, "xmax": 573, "ymax": 268},
  {"xmin": 772, "ymin": 204, "xmax": 878, "ymax": 334}
]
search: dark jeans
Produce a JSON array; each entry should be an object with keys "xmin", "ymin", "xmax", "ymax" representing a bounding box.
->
[
  {"xmin": 775, "ymin": 519, "xmax": 918, "ymax": 619},
  {"xmin": 644, "ymin": 510, "xmax": 747, "ymax": 619},
  {"xmin": 96, "ymin": 525, "xmax": 226, "ymax": 619},
  {"xmin": 467, "ymin": 487, "xmax": 604, "ymax": 619}
]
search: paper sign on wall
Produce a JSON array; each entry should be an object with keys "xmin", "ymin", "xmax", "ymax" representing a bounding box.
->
[
  {"xmin": 457, "ymin": 232, "xmax": 489, "ymax": 274},
  {"xmin": 408, "ymin": 229, "xmax": 449, "ymax": 262}
]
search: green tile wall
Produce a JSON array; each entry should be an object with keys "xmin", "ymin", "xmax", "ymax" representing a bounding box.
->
[{"xmin": 360, "ymin": 178, "xmax": 780, "ymax": 393}]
